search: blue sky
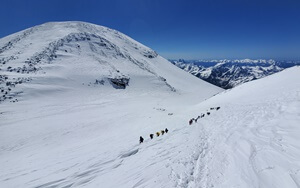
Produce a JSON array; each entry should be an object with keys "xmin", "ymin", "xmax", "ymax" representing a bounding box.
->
[{"xmin": 0, "ymin": 0, "xmax": 299, "ymax": 60}]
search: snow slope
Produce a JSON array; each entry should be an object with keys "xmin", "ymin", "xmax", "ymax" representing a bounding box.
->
[
  {"xmin": 179, "ymin": 66, "xmax": 300, "ymax": 188},
  {"xmin": 0, "ymin": 22, "xmax": 223, "ymax": 188}
]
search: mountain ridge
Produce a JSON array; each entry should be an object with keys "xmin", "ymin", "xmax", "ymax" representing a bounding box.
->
[{"xmin": 171, "ymin": 59, "xmax": 300, "ymax": 89}]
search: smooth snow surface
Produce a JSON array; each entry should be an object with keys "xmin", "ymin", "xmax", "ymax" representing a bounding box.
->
[{"xmin": 1, "ymin": 22, "xmax": 300, "ymax": 188}]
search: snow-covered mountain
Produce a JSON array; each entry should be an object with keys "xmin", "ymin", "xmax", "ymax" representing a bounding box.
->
[
  {"xmin": 1, "ymin": 22, "xmax": 300, "ymax": 188},
  {"xmin": 0, "ymin": 22, "xmax": 222, "ymax": 188},
  {"xmin": 0, "ymin": 22, "xmax": 221, "ymax": 104},
  {"xmin": 171, "ymin": 59, "xmax": 300, "ymax": 89}
]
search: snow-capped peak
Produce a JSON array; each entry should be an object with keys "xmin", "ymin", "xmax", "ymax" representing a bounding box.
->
[{"xmin": 0, "ymin": 21, "xmax": 222, "ymax": 103}]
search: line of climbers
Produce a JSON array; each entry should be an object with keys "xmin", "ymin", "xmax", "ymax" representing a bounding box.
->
[
  {"xmin": 189, "ymin": 106, "xmax": 221, "ymax": 125},
  {"xmin": 139, "ymin": 107, "xmax": 220, "ymax": 143},
  {"xmin": 140, "ymin": 128, "xmax": 168, "ymax": 144}
]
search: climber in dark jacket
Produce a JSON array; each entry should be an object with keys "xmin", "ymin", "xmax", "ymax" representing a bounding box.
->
[
  {"xmin": 139, "ymin": 136, "xmax": 144, "ymax": 143},
  {"xmin": 165, "ymin": 128, "xmax": 168, "ymax": 133},
  {"xmin": 150, "ymin": 134, "xmax": 154, "ymax": 139}
]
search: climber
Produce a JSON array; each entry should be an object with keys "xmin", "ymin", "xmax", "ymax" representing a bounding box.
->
[
  {"xmin": 139, "ymin": 136, "xmax": 144, "ymax": 143},
  {"xmin": 165, "ymin": 128, "xmax": 168, "ymax": 133},
  {"xmin": 150, "ymin": 134, "xmax": 154, "ymax": 139}
]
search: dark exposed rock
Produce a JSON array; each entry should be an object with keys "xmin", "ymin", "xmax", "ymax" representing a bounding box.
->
[{"xmin": 108, "ymin": 77, "xmax": 130, "ymax": 89}]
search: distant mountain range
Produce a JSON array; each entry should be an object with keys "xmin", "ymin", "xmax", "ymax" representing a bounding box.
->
[{"xmin": 170, "ymin": 59, "xmax": 300, "ymax": 89}]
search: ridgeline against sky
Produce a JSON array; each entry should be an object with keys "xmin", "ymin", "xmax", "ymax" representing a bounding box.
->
[{"xmin": 1, "ymin": 0, "xmax": 299, "ymax": 60}]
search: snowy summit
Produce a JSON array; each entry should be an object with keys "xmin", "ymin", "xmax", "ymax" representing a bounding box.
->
[{"xmin": 0, "ymin": 22, "xmax": 300, "ymax": 188}]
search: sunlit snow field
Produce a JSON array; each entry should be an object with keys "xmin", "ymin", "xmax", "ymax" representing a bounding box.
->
[{"xmin": 1, "ymin": 22, "xmax": 300, "ymax": 188}]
